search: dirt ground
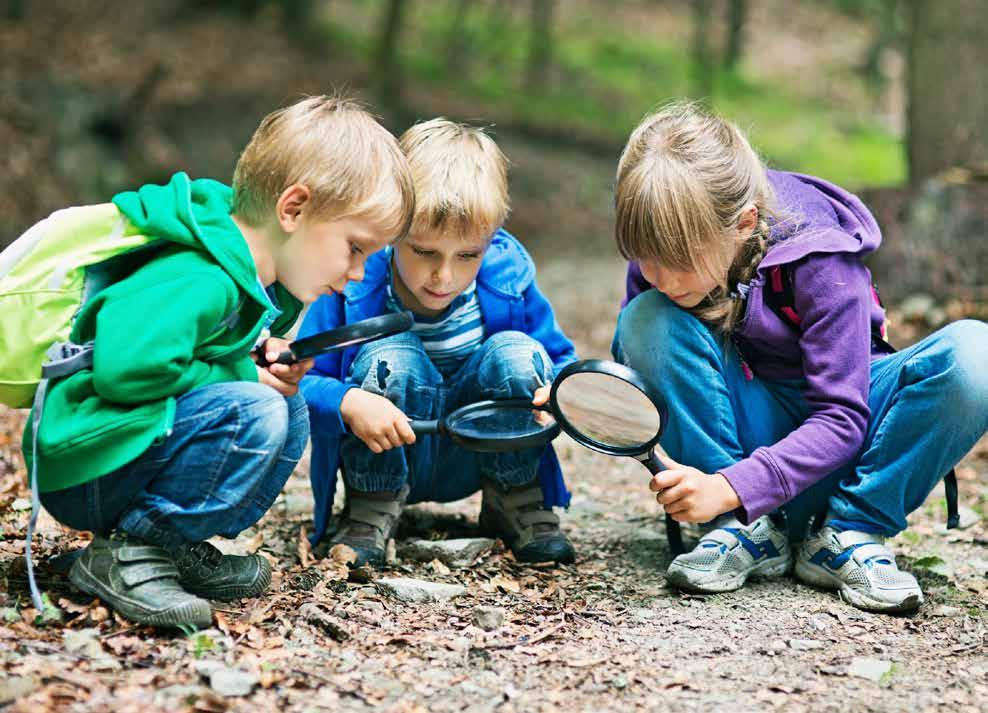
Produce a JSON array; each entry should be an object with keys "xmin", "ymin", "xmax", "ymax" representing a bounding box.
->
[{"xmin": 1, "ymin": 254, "xmax": 986, "ymax": 712}]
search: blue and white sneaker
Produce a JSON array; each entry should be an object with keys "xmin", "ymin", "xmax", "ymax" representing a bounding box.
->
[
  {"xmin": 794, "ymin": 526, "xmax": 923, "ymax": 613},
  {"xmin": 665, "ymin": 515, "xmax": 792, "ymax": 593}
]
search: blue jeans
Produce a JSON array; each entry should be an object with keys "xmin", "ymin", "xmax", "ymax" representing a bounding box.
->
[
  {"xmin": 42, "ymin": 381, "xmax": 309, "ymax": 549},
  {"xmin": 613, "ymin": 290, "xmax": 988, "ymax": 538},
  {"xmin": 341, "ymin": 331, "xmax": 554, "ymax": 503}
]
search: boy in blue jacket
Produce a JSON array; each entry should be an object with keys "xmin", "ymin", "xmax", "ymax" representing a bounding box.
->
[{"xmin": 300, "ymin": 118, "xmax": 578, "ymax": 566}]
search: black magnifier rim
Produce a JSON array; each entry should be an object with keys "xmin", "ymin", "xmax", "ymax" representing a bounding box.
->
[
  {"xmin": 548, "ymin": 359, "xmax": 667, "ymax": 457},
  {"xmin": 444, "ymin": 398, "xmax": 561, "ymax": 453},
  {"xmin": 289, "ymin": 310, "xmax": 414, "ymax": 361}
]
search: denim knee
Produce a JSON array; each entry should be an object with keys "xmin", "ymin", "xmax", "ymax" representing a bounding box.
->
[
  {"xmin": 234, "ymin": 382, "xmax": 292, "ymax": 454},
  {"xmin": 283, "ymin": 391, "xmax": 310, "ymax": 462},
  {"xmin": 348, "ymin": 332, "xmax": 441, "ymax": 416},
  {"xmin": 475, "ymin": 331, "xmax": 553, "ymax": 399},
  {"xmin": 936, "ymin": 319, "xmax": 988, "ymax": 415},
  {"xmin": 612, "ymin": 290, "xmax": 719, "ymax": 371}
]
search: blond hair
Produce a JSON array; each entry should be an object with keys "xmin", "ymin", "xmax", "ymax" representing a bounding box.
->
[
  {"xmin": 615, "ymin": 102, "xmax": 776, "ymax": 333},
  {"xmin": 233, "ymin": 95, "xmax": 414, "ymax": 241},
  {"xmin": 399, "ymin": 118, "xmax": 509, "ymax": 239}
]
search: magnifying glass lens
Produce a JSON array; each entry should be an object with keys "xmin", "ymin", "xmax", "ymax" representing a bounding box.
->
[{"xmin": 554, "ymin": 372, "xmax": 660, "ymax": 449}]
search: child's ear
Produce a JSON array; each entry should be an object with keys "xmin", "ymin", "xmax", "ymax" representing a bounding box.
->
[
  {"xmin": 736, "ymin": 204, "xmax": 759, "ymax": 235},
  {"xmin": 276, "ymin": 184, "xmax": 311, "ymax": 232}
]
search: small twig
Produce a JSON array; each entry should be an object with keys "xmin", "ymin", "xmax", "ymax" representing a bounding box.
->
[{"xmin": 478, "ymin": 622, "xmax": 567, "ymax": 650}]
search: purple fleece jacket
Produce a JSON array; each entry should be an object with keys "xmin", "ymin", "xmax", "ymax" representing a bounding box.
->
[{"xmin": 624, "ymin": 170, "xmax": 888, "ymax": 523}]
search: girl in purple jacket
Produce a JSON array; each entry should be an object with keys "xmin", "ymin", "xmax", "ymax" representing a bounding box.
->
[{"xmin": 611, "ymin": 102, "xmax": 988, "ymax": 613}]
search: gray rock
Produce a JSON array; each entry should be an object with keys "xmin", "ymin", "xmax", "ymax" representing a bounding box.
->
[
  {"xmin": 847, "ymin": 657, "xmax": 892, "ymax": 682},
  {"xmin": 770, "ymin": 640, "xmax": 788, "ymax": 654},
  {"xmin": 10, "ymin": 498, "xmax": 30, "ymax": 512},
  {"xmin": 788, "ymin": 638, "xmax": 825, "ymax": 651},
  {"xmin": 155, "ymin": 684, "xmax": 206, "ymax": 707},
  {"xmin": 472, "ymin": 606, "xmax": 505, "ymax": 631},
  {"xmin": 63, "ymin": 628, "xmax": 104, "ymax": 659},
  {"xmin": 0, "ymin": 676, "xmax": 39, "ymax": 705},
  {"xmin": 375, "ymin": 577, "xmax": 467, "ymax": 603},
  {"xmin": 930, "ymin": 605, "xmax": 964, "ymax": 617},
  {"xmin": 937, "ymin": 505, "xmax": 981, "ymax": 532},
  {"xmin": 900, "ymin": 294, "xmax": 936, "ymax": 323},
  {"xmin": 399, "ymin": 538, "xmax": 495, "ymax": 567},
  {"xmin": 209, "ymin": 667, "xmax": 259, "ymax": 697},
  {"xmin": 193, "ymin": 660, "xmax": 226, "ymax": 678}
]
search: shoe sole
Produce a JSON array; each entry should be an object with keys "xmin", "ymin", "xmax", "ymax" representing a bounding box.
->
[
  {"xmin": 793, "ymin": 560, "xmax": 923, "ymax": 614},
  {"xmin": 667, "ymin": 554, "xmax": 792, "ymax": 594},
  {"xmin": 70, "ymin": 558, "xmax": 213, "ymax": 629}
]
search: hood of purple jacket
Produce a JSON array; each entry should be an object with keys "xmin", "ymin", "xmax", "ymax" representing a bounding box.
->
[{"xmin": 759, "ymin": 170, "xmax": 882, "ymax": 268}]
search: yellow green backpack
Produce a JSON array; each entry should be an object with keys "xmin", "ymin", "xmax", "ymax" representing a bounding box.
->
[{"xmin": 1, "ymin": 203, "xmax": 164, "ymax": 612}]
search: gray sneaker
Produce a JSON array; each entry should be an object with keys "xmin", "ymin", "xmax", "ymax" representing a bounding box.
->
[
  {"xmin": 69, "ymin": 534, "xmax": 212, "ymax": 629},
  {"xmin": 794, "ymin": 526, "xmax": 923, "ymax": 613},
  {"xmin": 666, "ymin": 514, "xmax": 792, "ymax": 593},
  {"xmin": 331, "ymin": 485, "xmax": 409, "ymax": 567},
  {"xmin": 171, "ymin": 541, "xmax": 271, "ymax": 601},
  {"xmin": 479, "ymin": 479, "xmax": 575, "ymax": 564}
]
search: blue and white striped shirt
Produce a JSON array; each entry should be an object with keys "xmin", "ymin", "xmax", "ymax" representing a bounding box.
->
[{"xmin": 386, "ymin": 267, "xmax": 485, "ymax": 377}]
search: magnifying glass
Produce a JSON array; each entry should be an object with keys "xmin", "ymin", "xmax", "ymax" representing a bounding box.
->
[
  {"xmin": 255, "ymin": 311, "xmax": 414, "ymax": 366},
  {"xmin": 409, "ymin": 399, "xmax": 561, "ymax": 453},
  {"xmin": 547, "ymin": 359, "xmax": 685, "ymax": 555}
]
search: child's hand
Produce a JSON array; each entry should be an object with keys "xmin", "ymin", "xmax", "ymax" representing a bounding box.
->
[
  {"xmin": 532, "ymin": 384, "xmax": 553, "ymax": 426},
  {"xmin": 340, "ymin": 388, "xmax": 417, "ymax": 454},
  {"xmin": 648, "ymin": 452, "xmax": 741, "ymax": 523},
  {"xmin": 252, "ymin": 337, "xmax": 314, "ymax": 397}
]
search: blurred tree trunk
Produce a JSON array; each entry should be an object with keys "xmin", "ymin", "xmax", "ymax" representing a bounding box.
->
[
  {"xmin": 5, "ymin": 0, "xmax": 26, "ymax": 20},
  {"xmin": 525, "ymin": 0, "xmax": 555, "ymax": 91},
  {"xmin": 723, "ymin": 0, "xmax": 746, "ymax": 70},
  {"xmin": 907, "ymin": 0, "xmax": 988, "ymax": 183},
  {"xmin": 691, "ymin": 0, "xmax": 715, "ymax": 99},
  {"xmin": 281, "ymin": 0, "xmax": 314, "ymax": 27},
  {"xmin": 444, "ymin": 0, "xmax": 471, "ymax": 71},
  {"xmin": 376, "ymin": 0, "xmax": 409, "ymax": 107}
]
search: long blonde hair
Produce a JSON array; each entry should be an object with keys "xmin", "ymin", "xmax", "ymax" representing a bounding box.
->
[{"xmin": 615, "ymin": 102, "xmax": 775, "ymax": 333}]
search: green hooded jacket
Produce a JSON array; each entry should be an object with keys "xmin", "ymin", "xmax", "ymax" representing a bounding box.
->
[{"xmin": 24, "ymin": 172, "xmax": 303, "ymax": 492}]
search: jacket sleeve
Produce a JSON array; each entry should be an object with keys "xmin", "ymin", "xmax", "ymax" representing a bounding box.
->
[
  {"xmin": 623, "ymin": 261, "xmax": 652, "ymax": 307},
  {"xmin": 298, "ymin": 294, "xmax": 356, "ymax": 436},
  {"xmin": 91, "ymin": 271, "xmax": 252, "ymax": 403},
  {"xmin": 521, "ymin": 279, "xmax": 578, "ymax": 377},
  {"xmin": 720, "ymin": 252, "xmax": 873, "ymax": 522}
]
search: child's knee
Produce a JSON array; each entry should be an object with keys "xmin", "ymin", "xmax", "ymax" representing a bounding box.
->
[
  {"xmin": 349, "ymin": 332, "xmax": 439, "ymax": 397},
  {"xmin": 477, "ymin": 331, "xmax": 553, "ymax": 396},
  {"xmin": 940, "ymin": 319, "xmax": 988, "ymax": 409},
  {"xmin": 237, "ymin": 382, "xmax": 292, "ymax": 452},
  {"xmin": 614, "ymin": 290, "xmax": 712, "ymax": 368}
]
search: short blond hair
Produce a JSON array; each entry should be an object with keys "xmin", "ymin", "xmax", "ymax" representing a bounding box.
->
[
  {"xmin": 233, "ymin": 95, "xmax": 414, "ymax": 240},
  {"xmin": 615, "ymin": 101, "xmax": 776, "ymax": 333},
  {"xmin": 399, "ymin": 118, "xmax": 509, "ymax": 239}
]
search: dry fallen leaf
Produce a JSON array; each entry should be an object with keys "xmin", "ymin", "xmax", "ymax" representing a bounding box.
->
[{"xmin": 297, "ymin": 527, "xmax": 312, "ymax": 569}]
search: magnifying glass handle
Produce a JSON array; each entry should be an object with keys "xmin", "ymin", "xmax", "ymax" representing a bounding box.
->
[
  {"xmin": 253, "ymin": 349, "xmax": 297, "ymax": 367},
  {"xmin": 409, "ymin": 419, "xmax": 440, "ymax": 435}
]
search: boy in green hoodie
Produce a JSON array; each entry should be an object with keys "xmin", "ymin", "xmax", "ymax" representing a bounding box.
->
[{"xmin": 21, "ymin": 96, "xmax": 415, "ymax": 628}]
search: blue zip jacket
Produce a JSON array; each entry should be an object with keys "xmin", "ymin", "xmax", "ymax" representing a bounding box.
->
[{"xmin": 299, "ymin": 229, "xmax": 578, "ymax": 544}]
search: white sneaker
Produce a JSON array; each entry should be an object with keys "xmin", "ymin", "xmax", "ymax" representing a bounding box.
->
[
  {"xmin": 665, "ymin": 515, "xmax": 792, "ymax": 593},
  {"xmin": 794, "ymin": 526, "xmax": 923, "ymax": 613}
]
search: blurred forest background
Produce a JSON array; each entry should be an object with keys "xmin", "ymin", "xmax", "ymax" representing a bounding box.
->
[{"xmin": 2, "ymin": 0, "xmax": 987, "ymax": 309}]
